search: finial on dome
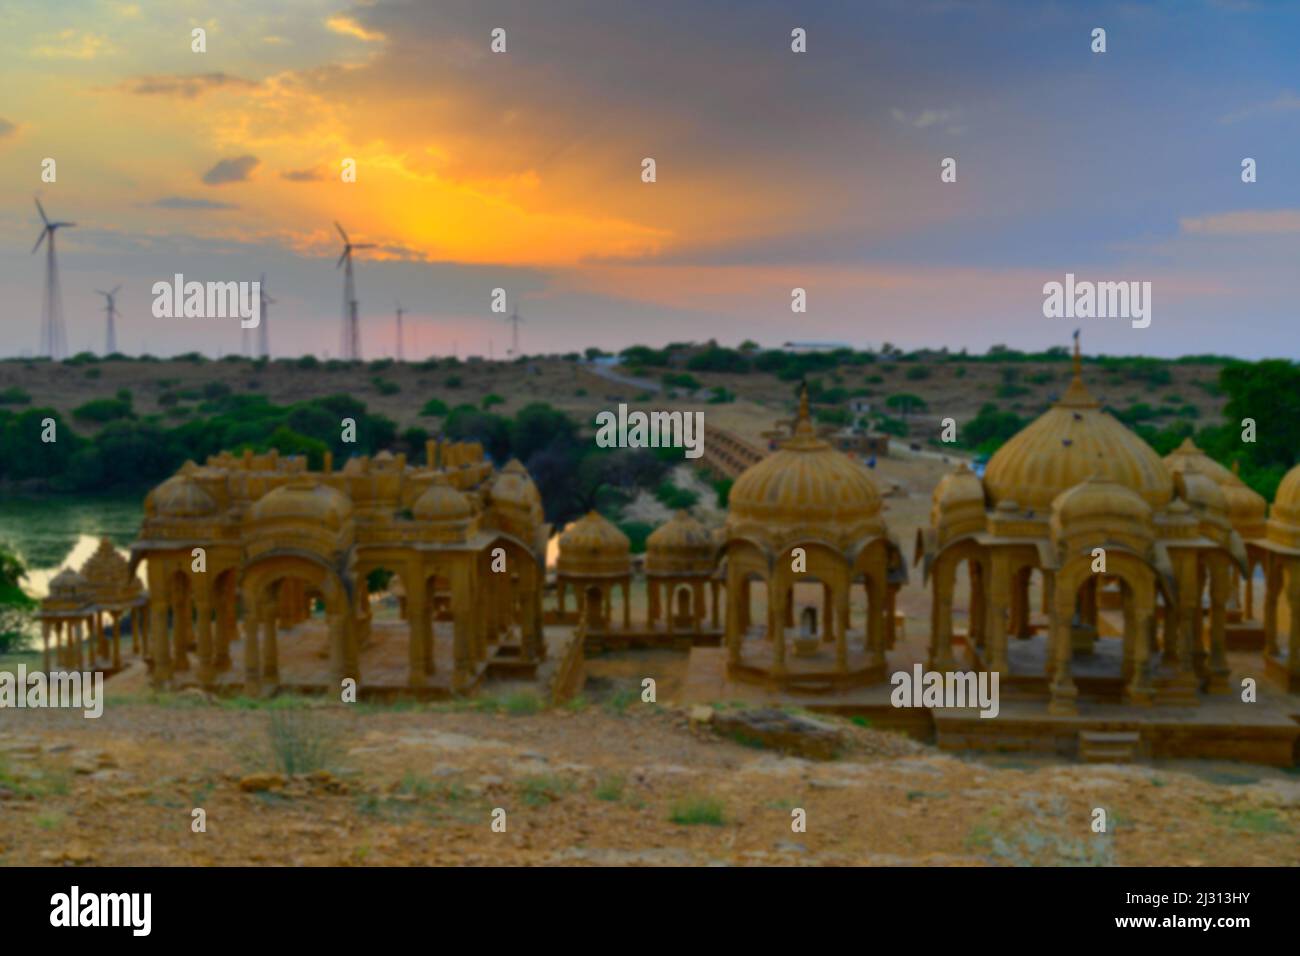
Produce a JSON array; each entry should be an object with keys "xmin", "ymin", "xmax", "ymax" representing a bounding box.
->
[
  {"xmin": 798, "ymin": 382, "xmax": 810, "ymax": 423},
  {"xmin": 1071, "ymin": 328, "xmax": 1082, "ymax": 380}
]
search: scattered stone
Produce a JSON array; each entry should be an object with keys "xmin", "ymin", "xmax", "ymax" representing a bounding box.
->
[
  {"xmin": 689, "ymin": 705, "xmax": 714, "ymax": 725},
  {"xmin": 238, "ymin": 772, "xmax": 287, "ymax": 793},
  {"xmin": 710, "ymin": 708, "xmax": 846, "ymax": 761}
]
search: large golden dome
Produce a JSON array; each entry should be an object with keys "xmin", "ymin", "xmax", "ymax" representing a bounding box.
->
[
  {"xmin": 983, "ymin": 361, "xmax": 1172, "ymax": 513},
  {"xmin": 557, "ymin": 510, "xmax": 631, "ymax": 577},
  {"xmin": 646, "ymin": 510, "xmax": 716, "ymax": 575},
  {"xmin": 727, "ymin": 390, "xmax": 884, "ymax": 549}
]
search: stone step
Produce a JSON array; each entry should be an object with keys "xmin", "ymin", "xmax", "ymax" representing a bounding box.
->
[{"xmin": 1078, "ymin": 730, "xmax": 1140, "ymax": 763}]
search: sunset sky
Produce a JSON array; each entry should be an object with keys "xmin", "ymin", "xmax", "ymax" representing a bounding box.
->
[{"xmin": 0, "ymin": 0, "xmax": 1297, "ymax": 359}]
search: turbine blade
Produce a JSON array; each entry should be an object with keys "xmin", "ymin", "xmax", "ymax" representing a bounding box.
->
[
  {"xmin": 336, "ymin": 248, "xmax": 349, "ymax": 269},
  {"xmin": 31, "ymin": 229, "xmax": 47, "ymax": 254},
  {"xmin": 111, "ymin": 285, "xmax": 121, "ymax": 296},
  {"xmin": 334, "ymin": 221, "xmax": 349, "ymax": 242},
  {"xmin": 35, "ymin": 198, "xmax": 49, "ymax": 225}
]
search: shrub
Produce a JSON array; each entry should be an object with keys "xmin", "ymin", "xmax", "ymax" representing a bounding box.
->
[
  {"xmin": 420, "ymin": 397, "xmax": 449, "ymax": 417},
  {"xmin": 0, "ymin": 387, "xmax": 31, "ymax": 405}
]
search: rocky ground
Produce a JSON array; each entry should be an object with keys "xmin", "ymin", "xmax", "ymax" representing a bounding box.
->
[{"xmin": 2, "ymin": 679, "xmax": 1297, "ymax": 867}]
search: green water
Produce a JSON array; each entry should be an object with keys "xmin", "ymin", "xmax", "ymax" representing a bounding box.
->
[{"xmin": 0, "ymin": 495, "xmax": 143, "ymax": 583}]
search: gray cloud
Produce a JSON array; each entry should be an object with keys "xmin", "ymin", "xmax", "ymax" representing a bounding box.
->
[
  {"xmin": 202, "ymin": 155, "xmax": 259, "ymax": 185},
  {"xmin": 281, "ymin": 167, "xmax": 324, "ymax": 182},
  {"xmin": 121, "ymin": 72, "xmax": 257, "ymax": 99},
  {"xmin": 152, "ymin": 196, "xmax": 239, "ymax": 210},
  {"xmin": 0, "ymin": 118, "xmax": 14, "ymax": 138}
]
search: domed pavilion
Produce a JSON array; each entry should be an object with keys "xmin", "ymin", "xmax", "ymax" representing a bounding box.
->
[
  {"xmin": 918, "ymin": 342, "xmax": 1247, "ymax": 714},
  {"xmin": 1249, "ymin": 461, "xmax": 1300, "ymax": 691},
  {"xmin": 556, "ymin": 510, "xmax": 633, "ymax": 632},
  {"xmin": 132, "ymin": 441, "xmax": 552, "ymax": 696},
  {"xmin": 722, "ymin": 387, "xmax": 905, "ymax": 691},
  {"xmin": 645, "ymin": 509, "xmax": 720, "ymax": 635}
]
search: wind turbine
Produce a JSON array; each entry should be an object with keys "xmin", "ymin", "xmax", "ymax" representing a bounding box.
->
[
  {"xmin": 506, "ymin": 306, "xmax": 524, "ymax": 358},
  {"xmin": 394, "ymin": 301, "xmax": 405, "ymax": 362},
  {"xmin": 32, "ymin": 198, "xmax": 75, "ymax": 360},
  {"xmin": 258, "ymin": 273, "xmax": 273, "ymax": 359},
  {"xmin": 94, "ymin": 285, "xmax": 121, "ymax": 355},
  {"xmin": 334, "ymin": 221, "xmax": 375, "ymax": 361}
]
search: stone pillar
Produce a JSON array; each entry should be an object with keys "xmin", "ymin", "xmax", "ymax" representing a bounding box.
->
[
  {"xmin": 886, "ymin": 586, "xmax": 897, "ymax": 650},
  {"xmin": 928, "ymin": 561, "xmax": 956, "ymax": 672},
  {"xmin": 1287, "ymin": 567, "xmax": 1300, "ymax": 691},
  {"xmin": 1126, "ymin": 610, "xmax": 1154, "ymax": 705},
  {"xmin": 866, "ymin": 579, "xmax": 885, "ymax": 664},
  {"xmin": 242, "ymin": 609, "xmax": 262, "ymax": 697},
  {"xmin": 987, "ymin": 555, "xmax": 1009, "ymax": 674},
  {"xmin": 726, "ymin": 569, "xmax": 743, "ymax": 668},
  {"xmin": 451, "ymin": 563, "xmax": 474, "ymax": 690},
  {"xmin": 1207, "ymin": 562, "xmax": 1230, "ymax": 694},
  {"xmin": 770, "ymin": 583, "xmax": 786, "ymax": 674},
  {"xmin": 711, "ymin": 580, "xmax": 721, "ymax": 629},
  {"xmin": 1264, "ymin": 558, "xmax": 1281, "ymax": 656},
  {"xmin": 622, "ymin": 580, "xmax": 631, "ymax": 630},
  {"xmin": 259, "ymin": 612, "xmax": 278, "ymax": 688},
  {"xmin": 834, "ymin": 583, "xmax": 849, "ymax": 670},
  {"xmin": 173, "ymin": 590, "xmax": 191, "ymax": 672},
  {"xmin": 150, "ymin": 596, "xmax": 172, "ymax": 687},
  {"xmin": 1047, "ymin": 604, "xmax": 1078, "ymax": 715},
  {"xmin": 110, "ymin": 612, "xmax": 122, "ymax": 671},
  {"xmin": 408, "ymin": 582, "xmax": 428, "ymax": 688},
  {"xmin": 195, "ymin": 600, "xmax": 215, "ymax": 686},
  {"xmin": 648, "ymin": 578, "xmax": 660, "ymax": 628},
  {"xmin": 215, "ymin": 592, "xmax": 233, "ymax": 671},
  {"xmin": 41, "ymin": 620, "xmax": 50, "ymax": 673}
]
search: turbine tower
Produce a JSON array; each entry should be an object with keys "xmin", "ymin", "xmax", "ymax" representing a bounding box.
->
[
  {"xmin": 32, "ymin": 198, "xmax": 76, "ymax": 361},
  {"xmin": 94, "ymin": 285, "xmax": 121, "ymax": 355},
  {"xmin": 334, "ymin": 221, "xmax": 374, "ymax": 361},
  {"xmin": 506, "ymin": 306, "xmax": 524, "ymax": 358},
  {"xmin": 394, "ymin": 301, "xmax": 405, "ymax": 362},
  {"xmin": 258, "ymin": 273, "xmax": 274, "ymax": 359}
]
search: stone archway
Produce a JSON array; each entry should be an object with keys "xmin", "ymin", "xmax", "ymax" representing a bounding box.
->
[{"xmin": 240, "ymin": 552, "xmax": 353, "ymax": 696}]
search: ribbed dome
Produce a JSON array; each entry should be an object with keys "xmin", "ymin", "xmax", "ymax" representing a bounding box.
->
[
  {"xmin": 1164, "ymin": 439, "xmax": 1265, "ymax": 537},
  {"xmin": 413, "ymin": 474, "xmax": 472, "ymax": 521},
  {"xmin": 1177, "ymin": 468, "xmax": 1230, "ymax": 530},
  {"xmin": 1164, "ymin": 438, "xmax": 1235, "ymax": 486},
  {"xmin": 490, "ymin": 459, "xmax": 542, "ymax": 509},
  {"xmin": 984, "ymin": 366, "xmax": 1172, "ymax": 513},
  {"xmin": 646, "ymin": 510, "xmax": 715, "ymax": 575},
  {"xmin": 557, "ymin": 511, "xmax": 631, "ymax": 577},
  {"xmin": 1267, "ymin": 462, "xmax": 1300, "ymax": 548},
  {"xmin": 727, "ymin": 391, "xmax": 884, "ymax": 549},
  {"xmin": 249, "ymin": 478, "xmax": 352, "ymax": 529},
  {"xmin": 151, "ymin": 474, "xmax": 217, "ymax": 517},
  {"xmin": 1051, "ymin": 474, "xmax": 1153, "ymax": 544},
  {"xmin": 931, "ymin": 463, "xmax": 987, "ymax": 543},
  {"xmin": 79, "ymin": 538, "xmax": 139, "ymax": 601},
  {"xmin": 48, "ymin": 567, "xmax": 89, "ymax": 598}
]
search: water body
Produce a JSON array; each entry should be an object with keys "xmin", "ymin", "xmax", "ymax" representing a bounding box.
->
[{"xmin": 0, "ymin": 495, "xmax": 143, "ymax": 598}]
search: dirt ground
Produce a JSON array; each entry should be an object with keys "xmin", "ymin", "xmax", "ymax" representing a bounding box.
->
[{"xmin": 2, "ymin": 666, "xmax": 1297, "ymax": 867}]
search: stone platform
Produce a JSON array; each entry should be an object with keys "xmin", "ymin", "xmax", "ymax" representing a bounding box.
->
[
  {"xmin": 680, "ymin": 644, "xmax": 1300, "ymax": 767},
  {"xmin": 162, "ymin": 617, "xmax": 582, "ymax": 703}
]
